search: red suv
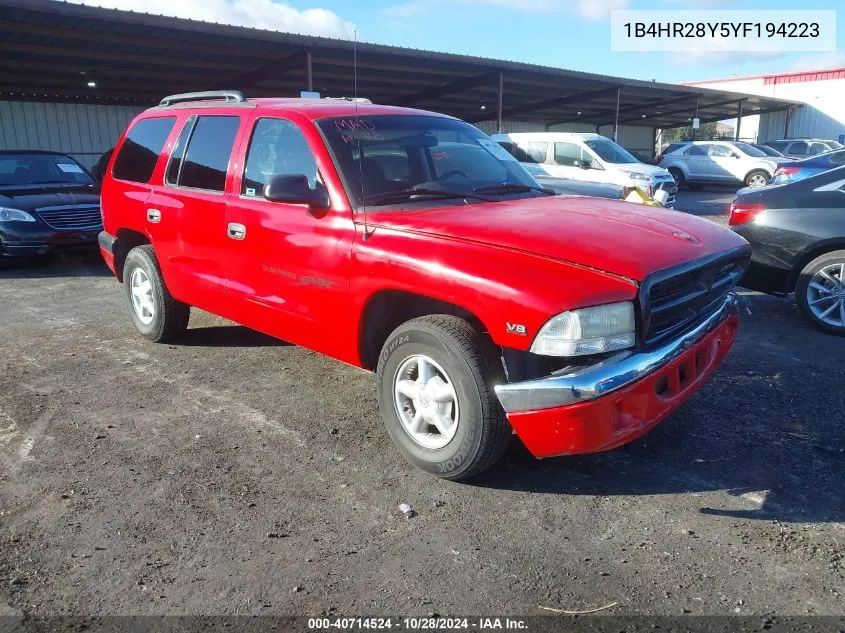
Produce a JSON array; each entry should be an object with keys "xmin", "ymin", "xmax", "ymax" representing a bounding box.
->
[{"xmin": 99, "ymin": 91, "xmax": 750, "ymax": 480}]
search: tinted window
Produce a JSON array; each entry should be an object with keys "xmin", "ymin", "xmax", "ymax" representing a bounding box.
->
[
  {"xmin": 808, "ymin": 143, "xmax": 827, "ymax": 155},
  {"xmin": 766, "ymin": 142, "xmax": 788, "ymax": 152},
  {"xmin": 0, "ymin": 153, "xmax": 94, "ymax": 187},
  {"xmin": 513, "ymin": 142, "xmax": 548, "ymax": 163},
  {"xmin": 553, "ymin": 142, "xmax": 583, "ymax": 166},
  {"xmin": 179, "ymin": 116, "xmax": 240, "ymax": 192},
  {"xmin": 243, "ymin": 118, "xmax": 318, "ymax": 197},
  {"xmin": 829, "ymin": 150, "xmax": 845, "ymax": 165},
  {"xmin": 684, "ymin": 145, "xmax": 708, "ymax": 156},
  {"xmin": 665, "ymin": 142, "xmax": 688, "ymax": 154},
  {"xmin": 789, "ymin": 142, "xmax": 808, "ymax": 155},
  {"xmin": 112, "ymin": 117, "xmax": 176, "ymax": 183},
  {"xmin": 165, "ymin": 117, "xmax": 195, "ymax": 185}
]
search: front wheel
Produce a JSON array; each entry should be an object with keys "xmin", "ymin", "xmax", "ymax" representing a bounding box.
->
[
  {"xmin": 123, "ymin": 245, "xmax": 190, "ymax": 342},
  {"xmin": 795, "ymin": 250, "xmax": 845, "ymax": 336},
  {"xmin": 668, "ymin": 168, "xmax": 685, "ymax": 190},
  {"xmin": 376, "ymin": 315, "xmax": 510, "ymax": 480}
]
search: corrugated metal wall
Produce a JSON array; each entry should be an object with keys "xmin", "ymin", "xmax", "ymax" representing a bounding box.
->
[
  {"xmin": 477, "ymin": 119, "xmax": 656, "ymax": 159},
  {"xmin": 758, "ymin": 105, "xmax": 845, "ymax": 144},
  {"xmin": 0, "ymin": 101, "xmax": 143, "ymax": 168}
]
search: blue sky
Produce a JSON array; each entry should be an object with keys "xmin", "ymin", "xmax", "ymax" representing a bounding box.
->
[{"xmin": 73, "ymin": 0, "xmax": 843, "ymax": 83}]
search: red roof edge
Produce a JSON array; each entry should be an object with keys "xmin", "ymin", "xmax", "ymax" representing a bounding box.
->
[{"xmin": 684, "ymin": 67, "xmax": 845, "ymax": 86}]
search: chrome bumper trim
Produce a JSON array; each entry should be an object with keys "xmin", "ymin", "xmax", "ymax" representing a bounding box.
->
[{"xmin": 494, "ymin": 294, "xmax": 738, "ymax": 414}]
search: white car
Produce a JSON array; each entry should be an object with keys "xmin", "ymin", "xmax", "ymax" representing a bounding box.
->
[
  {"xmin": 658, "ymin": 140, "xmax": 788, "ymax": 189},
  {"xmin": 492, "ymin": 132, "xmax": 677, "ymax": 207}
]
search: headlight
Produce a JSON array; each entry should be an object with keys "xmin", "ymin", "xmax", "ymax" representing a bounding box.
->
[
  {"xmin": 0, "ymin": 207, "xmax": 36, "ymax": 223},
  {"xmin": 628, "ymin": 172, "xmax": 652, "ymax": 182},
  {"xmin": 530, "ymin": 302, "xmax": 636, "ymax": 357}
]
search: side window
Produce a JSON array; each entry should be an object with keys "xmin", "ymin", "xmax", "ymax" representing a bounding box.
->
[
  {"xmin": 242, "ymin": 118, "xmax": 318, "ymax": 197},
  {"xmin": 165, "ymin": 116, "xmax": 196, "ymax": 185},
  {"xmin": 513, "ymin": 142, "xmax": 548, "ymax": 164},
  {"xmin": 767, "ymin": 142, "xmax": 787, "ymax": 152},
  {"xmin": 112, "ymin": 117, "xmax": 176, "ymax": 183},
  {"xmin": 708, "ymin": 145, "xmax": 733, "ymax": 157},
  {"xmin": 553, "ymin": 142, "xmax": 582, "ymax": 166},
  {"xmin": 808, "ymin": 143, "xmax": 826, "ymax": 155},
  {"xmin": 789, "ymin": 142, "xmax": 808, "ymax": 155},
  {"xmin": 178, "ymin": 116, "xmax": 241, "ymax": 193},
  {"xmin": 684, "ymin": 144, "xmax": 708, "ymax": 156},
  {"xmin": 830, "ymin": 151, "xmax": 845, "ymax": 165}
]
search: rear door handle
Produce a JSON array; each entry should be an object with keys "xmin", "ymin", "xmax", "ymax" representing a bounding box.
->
[
  {"xmin": 147, "ymin": 208, "xmax": 161, "ymax": 223},
  {"xmin": 227, "ymin": 222, "xmax": 246, "ymax": 240}
]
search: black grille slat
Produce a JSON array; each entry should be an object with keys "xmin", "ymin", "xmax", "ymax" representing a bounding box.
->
[
  {"xmin": 643, "ymin": 255, "xmax": 746, "ymax": 344},
  {"xmin": 36, "ymin": 205, "xmax": 102, "ymax": 230}
]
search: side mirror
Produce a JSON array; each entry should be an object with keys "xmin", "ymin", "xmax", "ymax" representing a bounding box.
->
[
  {"xmin": 578, "ymin": 158, "xmax": 592, "ymax": 169},
  {"xmin": 264, "ymin": 174, "xmax": 330, "ymax": 209},
  {"xmin": 731, "ymin": 153, "xmax": 741, "ymax": 159}
]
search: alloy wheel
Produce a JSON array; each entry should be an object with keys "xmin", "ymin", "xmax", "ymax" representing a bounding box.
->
[{"xmin": 393, "ymin": 354, "xmax": 459, "ymax": 450}]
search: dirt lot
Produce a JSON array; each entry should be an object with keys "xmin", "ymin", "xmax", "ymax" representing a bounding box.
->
[{"xmin": 1, "ymin": 194, "xmax": 844, "ymax": 619}]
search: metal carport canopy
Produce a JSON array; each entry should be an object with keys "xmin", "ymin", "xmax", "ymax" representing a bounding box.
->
[{"xmin": 0, "ymin": 0, "xmax": 798, "ymax": 130}]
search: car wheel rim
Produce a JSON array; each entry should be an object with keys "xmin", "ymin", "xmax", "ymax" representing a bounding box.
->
[
  {"xmin": 671, "ymin": 172, "xmax": 680, "ymax": 186},
  {"xmin": 393, "ymin": 354, "xmax": 459, "ymax": 450},
  {"xmin": 130, "ymin": 267, "xmax": 155, "ymax": 325},
  {"xmin": 807, "ymin": 262, "xmax": 845, "ymax": 328},
  {"xmin": 749, "ymin": 174, "xmax": 767, "ymax": 187}
]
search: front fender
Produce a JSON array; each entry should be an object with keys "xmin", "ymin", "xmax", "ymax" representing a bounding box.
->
[{"xmin": 350, "ymin": 225, "xmax": 639, "ymax": 353}]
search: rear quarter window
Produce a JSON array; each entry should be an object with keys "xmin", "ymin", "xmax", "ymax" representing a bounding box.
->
[{"xmin": 112, "ymin": 117, "xmax": 177, "ymax": 183}]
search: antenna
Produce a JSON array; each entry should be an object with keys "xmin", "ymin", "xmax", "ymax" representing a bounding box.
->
[{"xmin": 354, "ymin": 28, "xmax": 370, "ymax": 240}]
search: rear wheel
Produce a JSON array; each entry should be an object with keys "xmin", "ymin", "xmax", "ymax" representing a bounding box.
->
[
  {"xmin": 745, "ymin": 170, "xmax": 770, "ymax": 188},
  {"xmin": 123, "ymin": 245, "xmax": 189, "ymax": 342},
  {"xmin": 376, "ymin": 315, "xmax": 510, "ymax": 480},
  {"xmin": 795, "ymin": 250, "xmax": 845, "ymax": 336},
  {"xmin": 668, "ymin": 168, "xmax": 685, "ymax": 189}
]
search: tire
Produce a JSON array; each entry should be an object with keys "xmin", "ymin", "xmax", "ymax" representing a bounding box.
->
[
  {"xmin": 745, "ymin": 170, "xmax": 770, "ymax": 188},
  {"xmin": 376, "ymin": 315, "xmax": 510, "ymax": 480},
  {"xmin": 123, "ymin": 245, "xmax": 189, "ymax": 342},
  {"xmin": 795, "ymin": 250, "xmax": 845, "ymax": 336},
  {"xmin": 668, "ymin": 168, "xmax": 685, "ymax": 190}
]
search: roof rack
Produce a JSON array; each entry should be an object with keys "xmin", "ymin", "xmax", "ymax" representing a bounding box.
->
[
  {"xmin": 159, "ymin": 91, "xmax": 246, "ymax": 107},
  {"xmin": 323, "ymin": 97, "xmax": 372, "ymax": 104}
]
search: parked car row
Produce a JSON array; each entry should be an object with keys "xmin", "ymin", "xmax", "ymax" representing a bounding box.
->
[{"xmin": 658, "ymin": 140, "xmax": 789, "ymax": 189}]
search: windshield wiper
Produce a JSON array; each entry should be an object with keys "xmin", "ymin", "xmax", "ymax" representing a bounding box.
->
[
  {"xmin": 473, "ymin": 183, "xmax": 554, "ymax": 196},
  {"xmin": 362, "ymin": 187, "xmax": 494, "ymax": 207}
]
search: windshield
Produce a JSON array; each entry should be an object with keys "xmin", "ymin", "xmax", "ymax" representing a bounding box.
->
[
  {"xmin": 733, "ymin": 142, "xmax": 768, "ymax": 157},
  {"xmin": 0, "ymin": 153, "xmax": 94, "ymax": 188},
  {"xmin": 583, "ymin": 139, "xmax": 640, "ymax": 164},
  {"xmin": 316, "ymin": 115, "xmax": 541, "ymax": 208}
]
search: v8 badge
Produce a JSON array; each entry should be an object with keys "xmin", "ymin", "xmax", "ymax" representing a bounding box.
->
[{"xmin": 506, "ymin": 322, "xmax": 527, "ymax": 336}]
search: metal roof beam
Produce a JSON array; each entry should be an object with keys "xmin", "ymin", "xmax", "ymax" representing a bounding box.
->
[
  {"xmin": 209, "ymin": 49, "xmax": 309, "ymax": 91},
  {"xmin": 388, "ymin": 71, "xmax": 500, "ymax": 106},
  {"xmin": 615, "ymin": 97, "xmax": 745, "ymax": 125},
  {"xmin": 466, "ymin": 86, "xmax": 620, "ymax": 123}
]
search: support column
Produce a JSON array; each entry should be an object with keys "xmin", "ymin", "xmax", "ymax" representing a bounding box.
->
[
  {"xmin": 612, "ymin": 87, "xmax": 621, "ymax": 142},
  {"xmin": 496, "ymin": 72, "xmax": 504, "ymax": 133},
  {"xmin": 735, "ymin": 100, "xmax": 743, "ymax": 141},
  {"xmin": 691, "ymin": 96, "xmax": 700, "ymax": 141},
  {"xmin": 306, "ymin": 50, "xmax": 313, "ymax": 92}
]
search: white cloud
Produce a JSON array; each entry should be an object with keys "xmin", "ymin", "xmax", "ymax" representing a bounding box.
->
[
  {"xmin": 65, "ymin": 0, "xmax": 356, "ymax": 39},
  {"xmin": 788, "ymin": 52, "xmax": 845, "ymax": 72},
  {"xmin": 383, "ymin": 0, "xmax": 627, "ymax": 20},
  {"xmin": 575, "ymin": 0, "xmax": 629, "ymax": 20}
]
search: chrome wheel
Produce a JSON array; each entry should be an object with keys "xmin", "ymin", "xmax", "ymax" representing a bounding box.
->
[
  {"xmin": 393, "ymin": 354, "xmax": 459, "ymax": 450},
  {"xmin": 130, "ymin": 267, "xmax": 155, "ymax": 325},
  {"xmin": 807, "ymin": 263, "xmax": 845, "ymax": 327},
  {"xmin": 747, "ymin": 173, "xmax": 768, "ymax": 187}
]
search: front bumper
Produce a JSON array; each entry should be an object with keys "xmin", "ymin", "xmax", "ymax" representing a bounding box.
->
[
  {"xmin": 0, "ymin": 225, "xmax": 101, "ymax": 258},
  {"xmin": 495, "ymin": 295, "xmax": 739, "ymax": 458}
]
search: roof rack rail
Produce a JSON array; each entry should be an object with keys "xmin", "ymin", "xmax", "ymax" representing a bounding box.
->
[
  {"xmin": 323, "ymin": 97, "xmax": 372, "ymax": 104},
  {"xmin": 159, "ymin": 91, "xmax": 246, "ymax": 107}
]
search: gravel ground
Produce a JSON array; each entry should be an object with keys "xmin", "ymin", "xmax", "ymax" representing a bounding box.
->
[{"xmin": 1, "ymin": 193, "xmax": 843, "ymax": 619}]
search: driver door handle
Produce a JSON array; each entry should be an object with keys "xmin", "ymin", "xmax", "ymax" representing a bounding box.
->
[{"xmin": 227, "ymin": 222, "xmax": 246, "ymax": 240}]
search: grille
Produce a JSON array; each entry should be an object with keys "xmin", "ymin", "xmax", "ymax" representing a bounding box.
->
[
  {"xmin": 643, "ymin": 252, "xmax": 748, "ymax": 345},
  {"xmin": 36, "ymin": 205, "xmax": 103, "ymax": 230}
]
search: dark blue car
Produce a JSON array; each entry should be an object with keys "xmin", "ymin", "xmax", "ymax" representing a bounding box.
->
[{"xmin": 769, "ymin": 148, "xmax": 845, "ymax": 184}]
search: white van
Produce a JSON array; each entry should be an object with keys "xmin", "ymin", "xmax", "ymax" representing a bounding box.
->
[{"xmin": 492, "ymin": 132, "xmax": 677, "ymax": 208}]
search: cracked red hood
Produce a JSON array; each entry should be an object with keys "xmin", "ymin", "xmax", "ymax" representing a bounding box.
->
[{"xmin": 370, "ymin": 195, "xmax": 749, "ymax": 282}]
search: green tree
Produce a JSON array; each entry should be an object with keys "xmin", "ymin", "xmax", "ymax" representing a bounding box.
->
[{"xmin": 662, "ymin": 121, "xmax": 720, "ymax": 143}]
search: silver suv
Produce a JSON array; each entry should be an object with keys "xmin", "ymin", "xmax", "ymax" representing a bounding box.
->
[
  {"xmin": 658, "ymin": 141, "xmax": 787, "ymax": 189},
  {"xmin": 764, "ymin": 138, "xmax": 844, "ymax": 159}
]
